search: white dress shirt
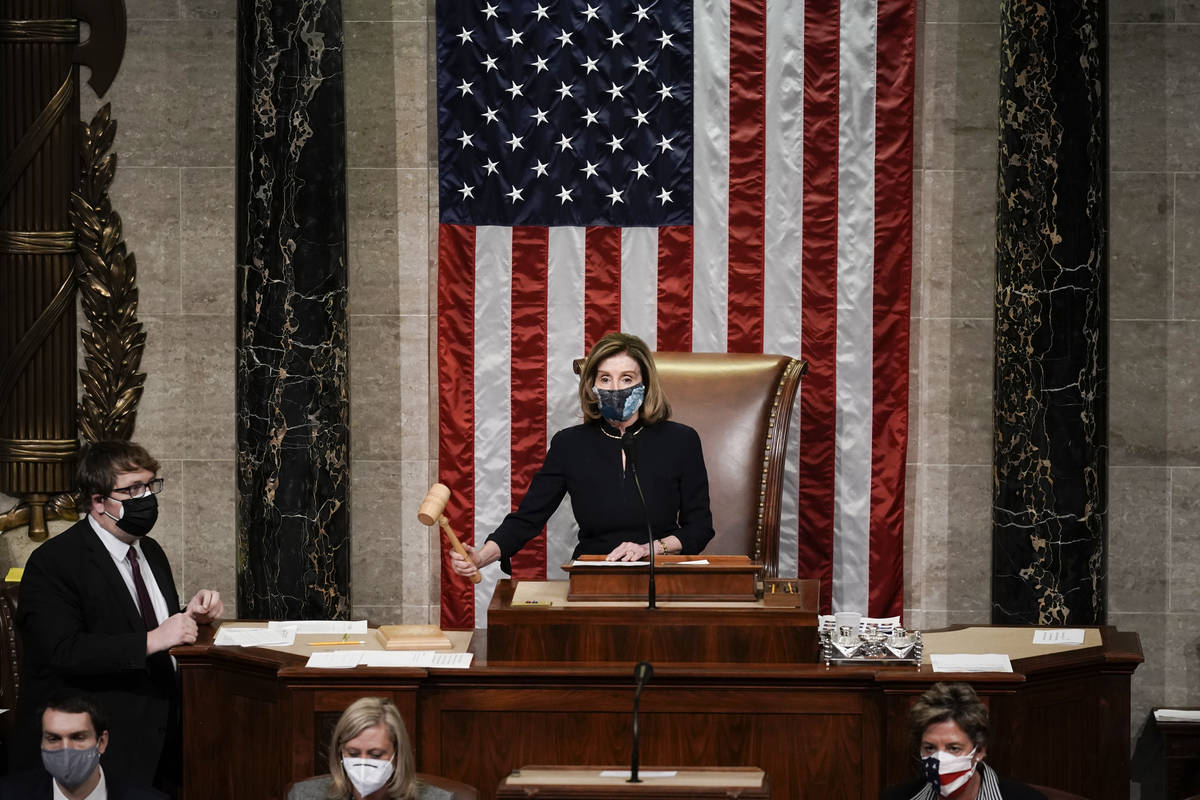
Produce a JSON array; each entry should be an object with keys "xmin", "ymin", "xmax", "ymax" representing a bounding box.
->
[{"xmin": 87, "ymin": 514, "xmax": 171, "ymax": 627}]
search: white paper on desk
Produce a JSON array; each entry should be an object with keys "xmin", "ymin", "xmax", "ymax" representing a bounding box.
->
[
  {"xmin": 425, "ymin": 652, "xmax": 473, "ymax": 668},
  {"xmin": 1032, "ymin": 628, "xmax": 1085, "ymax": 645},
  {"xmin": 569, "ymin": 560, "xmax": 644, "ymax": 567},
  {"xmin": 598, "ymin": 770, "xmax": 677, "ymax": 779},
  {"xmin": 269, "ymin": 619, "xmax": 368, "ymax": 635},
  {"xmin": 359, "ymin": 651, "xmax": 473, "ymax": 669},
  {"xmin": 931, "ymin": 654, "xmax": 1013, "ymax": 673},
  {"xmin": 817, "ymin": 615, "xmax": 902, "ymax": 634},
  {"xmin": 1154, "ymin": 709, "xmax": 1200, "ymax": 723},
  {"xmin": 214, "ymin": 626, "xmax": 297, "ymax": 647},
  {"xmin": 677, "ymin": 559, "xmax": 710, "ymax": 565},
  {"xmin": 305, "ymin": 651, "xmax": 365, "ymax": 668}
]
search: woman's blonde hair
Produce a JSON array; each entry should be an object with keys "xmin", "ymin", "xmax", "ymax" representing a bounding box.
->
[
  {"xmin": 577, "ymin": 332, "xmax": 671, "ymax": 425},
  {"xmin": 327, "ymin": 697, "xmax": 417, "ymax": 799}
]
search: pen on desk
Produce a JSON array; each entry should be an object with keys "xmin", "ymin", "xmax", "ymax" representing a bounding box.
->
[{"xmin": 311, "ymin": 640, "xmax": 365, "ymax": 646}]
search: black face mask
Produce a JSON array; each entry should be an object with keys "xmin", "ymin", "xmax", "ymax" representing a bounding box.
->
[{"xmin": 104, "ymin": 493, "xmax": 159, "ymax": 537}]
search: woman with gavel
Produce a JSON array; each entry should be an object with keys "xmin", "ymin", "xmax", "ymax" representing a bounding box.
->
[{"xmin": 450, "ymin": 331, "xmax": 715, "ymax": 578}]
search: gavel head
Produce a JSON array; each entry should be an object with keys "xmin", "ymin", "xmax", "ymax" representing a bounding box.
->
[{"xmin": 417, "ymin": 483, "xmax": 451, "ymax": 526}]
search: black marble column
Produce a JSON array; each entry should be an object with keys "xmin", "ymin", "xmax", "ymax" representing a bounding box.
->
[
  {"xmin": 235, "ymin": 0, "xmax": 350, "ymax": 619},
  {"xmin": 992, "ymin": 0, "xmax": 1107, "ymax": 624}
]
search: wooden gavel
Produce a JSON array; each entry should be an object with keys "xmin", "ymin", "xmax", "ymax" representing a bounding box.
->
[{"xmin": 417, "ymin": 483, "xmax": 481, "ymax": 584}]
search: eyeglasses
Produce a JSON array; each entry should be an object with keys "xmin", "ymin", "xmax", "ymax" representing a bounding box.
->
[{"xmin": 109, "ymin": 478, "xmax": 165, "ymax": 499}]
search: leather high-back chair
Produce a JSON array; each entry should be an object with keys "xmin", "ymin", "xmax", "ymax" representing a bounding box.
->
[{"xmin": 576, "ymin": 351, "xmax": 807, "ymax": 577}]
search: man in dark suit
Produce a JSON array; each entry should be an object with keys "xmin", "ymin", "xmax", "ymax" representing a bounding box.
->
[
  {"xmin": 0, "ymin": 691, "xmax": 167, "ymax": 799},
  {"xmin": 14, "ymin": 441, "xmax": 223, "ymax": 797}
]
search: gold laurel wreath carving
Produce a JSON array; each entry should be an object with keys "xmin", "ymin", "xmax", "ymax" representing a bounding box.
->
[{"xmin": 69, "ymin": 104, "xmax": 146, "ymax": 442}]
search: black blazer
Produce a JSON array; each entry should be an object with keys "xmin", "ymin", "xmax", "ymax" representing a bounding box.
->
[
  {"xmin": 0, "ymin": 767, "xmax": 169, "ymax": 799},
  {"xmin": 14, "ymin": 518, "xmax": 182, "ymax": 787}
]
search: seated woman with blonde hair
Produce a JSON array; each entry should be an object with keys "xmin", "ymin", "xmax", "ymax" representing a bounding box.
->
[{"xmin": 288, "ymin": 697, "xmax": 453, "ymax": 800}]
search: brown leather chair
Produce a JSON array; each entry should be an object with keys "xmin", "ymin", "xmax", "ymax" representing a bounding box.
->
[
  {"xmin": 286, "ymin": 773, "xmax": 478, "ymax": 799},
  {"xmin": 576, "ymin": 351, "xmax": 808, "ymax": 577}
]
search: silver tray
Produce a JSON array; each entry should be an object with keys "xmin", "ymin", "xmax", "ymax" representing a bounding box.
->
[{"xmin": 819, "ymin": 628, "xmax": 923, "ymax": 666}]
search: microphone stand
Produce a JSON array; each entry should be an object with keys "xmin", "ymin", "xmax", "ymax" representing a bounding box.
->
[
  {"xmin": 628, "ymin": 661, "xmax": 653, "ymax": 783},
  {"xmin": 622, "ymin": 431, "xmax": 656, "ymax": 610}
]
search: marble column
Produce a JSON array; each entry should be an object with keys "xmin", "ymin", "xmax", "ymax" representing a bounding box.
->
[
  {"xmin": 235, "ymin": 0, "xmax": 350, "ymax": 619},
  {"xmin": 992, "ymin": 0, "xmax": 1107, "ymax": 624}
]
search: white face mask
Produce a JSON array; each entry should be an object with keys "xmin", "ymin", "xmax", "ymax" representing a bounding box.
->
[
  {"xmin": 923, "ymin": 747, "xmax": 979, "ymax": 796},
  {"xmin": 342, "ymin": 756, "xmax": 395, "ymax": 797}
]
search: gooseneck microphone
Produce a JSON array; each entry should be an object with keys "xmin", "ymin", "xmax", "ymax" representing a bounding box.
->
[
  {"xmin": 621, "ymin": 431, "xmax": 657, "ymax": 610},
  {"xmin": 628, "ymin": 660, "xmax": 654, "ymax": 783}
]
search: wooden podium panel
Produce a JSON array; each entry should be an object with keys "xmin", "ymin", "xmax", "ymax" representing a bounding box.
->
[
  {"xmin": 563, "ymin": 555, "xmax": 760, "ymax": 601},
  {"xmin": 175, "ymin": 623, "xmax": 1141, "ymax": 800},
  {"xmin": 495, "ymin": 766, "xmax": 770, "ymax": 798},
  {"xmin": 487, "ymin": 579, "xmax": 819, "ymax": 664}
]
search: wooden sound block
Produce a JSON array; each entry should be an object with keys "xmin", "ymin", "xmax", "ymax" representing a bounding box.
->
[{"xmin": 378, "ymin": 624, "xmax": 453, "ymax": 651}]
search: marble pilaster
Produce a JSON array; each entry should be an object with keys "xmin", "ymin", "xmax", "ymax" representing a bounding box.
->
[
  {"xmin": 992, "ymin": 0, "xmax": 1108, "ymax": 623},
  {"xmin": 235, "ymin": 0, "xmax": 351, "ymax": 619}
]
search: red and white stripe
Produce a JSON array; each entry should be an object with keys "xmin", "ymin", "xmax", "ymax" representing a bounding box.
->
[{"xmin": 437, "ymin": 0, "xmax": 914, "ymax": 629}]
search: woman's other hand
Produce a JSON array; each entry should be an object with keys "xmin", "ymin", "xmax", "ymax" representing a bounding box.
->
[{"xmin": 450, "ymin": 540, "xmax": 500, "ymax": 576}]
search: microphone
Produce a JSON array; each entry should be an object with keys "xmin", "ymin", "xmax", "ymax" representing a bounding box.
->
[
  {"xmin": 621, "ymin": 429, "xmax": 638, "ymax": 467},
  {"xmin": 628, "ymin": 661, "xmax": 654, "ymax": 783},
  {"xmin": 622, "ymin": 431, "xmax": 657, "ymax": 610}
]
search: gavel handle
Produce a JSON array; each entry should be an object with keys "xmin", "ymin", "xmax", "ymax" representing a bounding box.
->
[{"xmin": 439, "ymin": 516, "xmax": 482, "ymax": 585}]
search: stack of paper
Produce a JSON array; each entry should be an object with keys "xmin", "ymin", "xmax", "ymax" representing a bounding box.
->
[
  {"xmin": 930, "ymin": 653, "xmax": 1013, "ymax": 673},
  {"xmin": 214, "ymin": 625, "xmax": 297, "ymax": 647},
  {"xmin": 817, "ymin": 615, "xmax": 902, "ymax": 634},
  {"xmin": 269, "ymin": 619, "xmax": 367, "ymax": 635},
  {"xmin": 1031, "ymin": 629, "xmax": 1085, "ymax": 645},
  {"xmin": 1154, "ymin": 709, "xmax": 1200, "ymax": 723},
  {"xmin": 305, "ymin": 650, "xmax": 473, "ymax": 669},
  {"xmin": 215, "ymin": 620, "xmax": 371, "ymax": 647}
]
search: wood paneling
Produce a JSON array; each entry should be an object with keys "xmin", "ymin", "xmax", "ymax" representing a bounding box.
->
[{"xmin": 175, "ymin": 626, "xmax": 1141, "ymax": 800}]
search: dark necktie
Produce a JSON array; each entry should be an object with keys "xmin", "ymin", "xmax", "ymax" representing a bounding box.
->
[{"xmin": 127, "ymin": 546, "xmax": 159, "ymax": 630}]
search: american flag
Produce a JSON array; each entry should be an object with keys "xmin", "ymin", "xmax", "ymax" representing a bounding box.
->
[{"xmin": 436, "ymin": 0, "xmax": 914, "ymax": 628}]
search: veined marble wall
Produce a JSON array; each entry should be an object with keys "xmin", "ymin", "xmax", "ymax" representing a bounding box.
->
[
  {"xmin": 0, "ymin": 0, "xmax": 1195, "ymax": 789},
  {"xmin": 1106, "ymin": 0, "xmax": 1200, "ymax": 763},
  {"xmin": 909, "ymin": 0, "xmax": 1200, "ymax": 789}
]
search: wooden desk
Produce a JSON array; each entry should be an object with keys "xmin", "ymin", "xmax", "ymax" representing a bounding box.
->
[
  {"xmin": 487, "ymin": 579, "xmax": 818, "ymax": 664},
  {"xmin": 174, "ymin": 586, "xmax": 1142, "ymax": 800},
  {"xmin": 1153, "ymin": 709, "xmax": 1200, "ymax": 799},
  {"xmin": 495, "ymin": 766, "xmax": 770, "ymax": 798}
]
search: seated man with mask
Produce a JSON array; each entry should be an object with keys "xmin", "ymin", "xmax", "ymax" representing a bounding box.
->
[
  {"xmin": 0, "ymin": 691, "xmax": 166, "ymax": 799},
  {"xmin": 15, "ymin": 441, "xmax": 224, "ymax": 796}
]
